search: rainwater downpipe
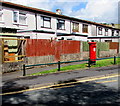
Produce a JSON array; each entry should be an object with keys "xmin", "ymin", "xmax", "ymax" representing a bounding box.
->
[
  {"xmin": 35, "ymin": 13, "xmax": 37, "ymax": 63},
  {"xmin": 70, "ymin": 20, "xmax": 72, "ymax": 34},
  {"xmin": 35, "ymin": 13, "xmax": 38, "ymax": 38}
]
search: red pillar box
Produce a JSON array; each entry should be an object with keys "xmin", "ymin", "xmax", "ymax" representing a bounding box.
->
[{"xmin": 88, "ymin": 42, "xmax": 96, "ymax": 65}]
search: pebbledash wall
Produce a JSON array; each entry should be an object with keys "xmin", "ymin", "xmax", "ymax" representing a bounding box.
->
[{"xmin": 1, "ymin": 39, "xmax": 119, "ymax": 73}]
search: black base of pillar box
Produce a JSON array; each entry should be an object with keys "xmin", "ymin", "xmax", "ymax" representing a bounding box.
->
[{"xmin": 90, "ymin": 61, "xmax": 96, "ymax": 65}]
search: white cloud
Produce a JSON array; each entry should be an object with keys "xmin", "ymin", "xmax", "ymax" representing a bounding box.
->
[
  {"xmin": 5, "ymin": 0, "xmax": 29, "ymax": 6},
  {"xmin": 4, "ymin": 0, "xmax": 119, "ymax": 24},
  {"xmin": 72, "ymin": 0, "xmax": 119, "ymax": 24}
]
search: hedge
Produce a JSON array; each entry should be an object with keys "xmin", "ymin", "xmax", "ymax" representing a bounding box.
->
[
  {"xmin": 83, "ymin": 42, "xmax": 89, "ymax": 51},
  {"xmin": 82, "ymin": 42, "xmax": 109, "ymax": 52},
  {"xmin": 97, "ymin": 42, "xmax": 109, "ymax": 51}
]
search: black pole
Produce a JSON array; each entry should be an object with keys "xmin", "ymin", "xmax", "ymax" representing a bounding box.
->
[
  {"xmin": 23, "ymin": 64, "xmax": 26, "ymax": 76},
  {"xmin": 114, "ymin": 56, "xmax": 116, "ymax": 64},
  {"xmin": 88, "ymin": 58, "xmax": 91, "ymax": 68},
  {"xmin": 58, "ymin": 61, "xmax": 61, "ymax": 71}
]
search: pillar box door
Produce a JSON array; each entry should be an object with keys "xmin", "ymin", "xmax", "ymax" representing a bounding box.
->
[{"xmin": 88, "ymin": 42, "xmax": 96, "ymax": 64}]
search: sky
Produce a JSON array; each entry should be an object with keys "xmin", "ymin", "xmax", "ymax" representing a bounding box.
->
[{"xmin": 4, "ymin": 0, "xmax": 119, "ymax": 24}]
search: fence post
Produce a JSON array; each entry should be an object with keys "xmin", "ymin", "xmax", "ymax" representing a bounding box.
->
[
  {"xmin": 58, "ymin": 61, "xmax": 61, "ymax": 71},
  {"xmin": 88, "ymin": 58, "xmax": 91, "ymax": 68},
  {"xmin": 23, "ymin": 64, "xmax": 26, "ymax": 76},
  {"xmin": 114, "ymin": 56, "xmax": 116, "ymax": 64}
]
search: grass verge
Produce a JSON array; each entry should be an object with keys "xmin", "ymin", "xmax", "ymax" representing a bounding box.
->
[{"xmin": 29, "ymin": 58, "xmax": 120, "ymax": 76}]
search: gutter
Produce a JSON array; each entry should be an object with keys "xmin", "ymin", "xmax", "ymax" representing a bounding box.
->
[
  {"xmin": 57, "ymin": 33, "xmax": 88, "ymax": 37},
  {"xmin": 88, "ymin": 36, "xmax": 120, "ymax": 39},
  {"xmin": 18, "ymin": 30, "xmax": 55, "ymax": 34}
]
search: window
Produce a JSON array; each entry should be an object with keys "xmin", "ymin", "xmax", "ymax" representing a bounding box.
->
[
  {"xmin": 57, "ymin": 19, "xmax": 65, "ymax": 30},
  {"xmin": 13, "ymin": 11, "xmax": 18, "ymax": 23},
  {"xmin": 72, "ymin": 22, "xmax": 79, "ymax": 32},
  {"xmin": 112, "ymin": 30, "xmax": 114, "ymax": 36},
  {"xmin": 105, "ymin": 29, "xmax": 108, "ymax": 36},
  {"xmin": 19, "ymin": 12, "xmax": 27, "ymax": 24},
  {"xmin": 0, "ymin": 8, "xmax": 3, "ymax": 21},
  {"xmin": 41, "ymin": 16, "xmax": 51, "ymax": 28},
  {"xmin": 13, "ymin": 11, "xmax": 27, "ymax": 24},
  {"xmin": 98, "ymin": 27, "xmax": 102, "ymax": 35},
  {"xmin": 116, "ymin": 31, "xmax": 119, "ymax": 36},
  {"xmin": 82, "ymin": 24, "xmax": 88, "ymax": 33}
]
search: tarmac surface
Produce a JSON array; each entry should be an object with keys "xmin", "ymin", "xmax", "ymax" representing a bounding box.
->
[
  {"xmin": 2, "ymin": 77, "xmax": 119, "ymax": 105},
  {"xmin": 1, "ymin": 64, "xmax": 119, "ymax": 93}
]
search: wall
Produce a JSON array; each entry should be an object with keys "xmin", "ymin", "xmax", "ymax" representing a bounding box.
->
[
  {"xmin": 26, "ymin": 40, "xmax": 119, "ymax": 64},
  {"xmin": 60, "ymin": 40, "xmax": 81, "ymax": 61},
  {"xmin": 1, "ymin": 39, "xmax": 119, "ymax": 73},
  {"xmin": 109, "ymin": 42, "xmax": 119, "ymax": 53},
  {"xmin": 2, "ymin": 61, "xmax": 24, "ymax": 73},
  {"xmin": 96, "ymin": 26, "xmax": 119, "ymax": 37},
  {"xmin": 96, "ymin": 42, "xmax": 118, "ymax": 57},
  {"xmin": 30, "ymin": 33, "xmax": 55, "ymax": 39},
  {"xmin": 82, "ymin": 41, "xmax": 119, "ymax": 58},
  {"xmin": 25, "ymin": 39, "xmax": 81, "ymax": 64},
  {"xmin": 26, "ymin": 12, "xmax": 36, "ymax": 30},
  {"xmin": 91, "ymin": 25, "xmax": 97, "ymax": 36},
  {"xmin": 25, "ymin": 40, "xmax": 119, "ymax": 65},
  {"xmin": 0, "ymin": 6, "xmax": 36, "ymax": 30}
]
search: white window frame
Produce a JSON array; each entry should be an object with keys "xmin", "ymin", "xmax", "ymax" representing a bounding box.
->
[
  {"xmin": 0, "ymin": 8, "xmax": 3, "ymax": 16},
  {"xmin": 13, "ymin": 11, "xmax": 27, "ymax": 25},
  {"xmin": 82, "ymin": 24, "xmax": 88, "ymax": 33},
  {"xmin": 13, "ymin": 11, "xmax": 19, "ymax": 23},
  {"xmin": 98, "ymin": 27, "xmax": 102, "ymax": 35},
  {"xmin": 57, "ymin": 19, "xmax": 65, "ymax": 30},
  {"xmin": 0, "ymin": 8, "xmax": 3, "ymax": 22},
  {"xmin": 116, "ymin": 30, "xmax": 119, "ymax": 36},
  {"xmin": 19, "ymin": 12, "xmax": 27, "ymax": 25},
  {"xmin": 72, "ymin": 22, "xmax": 79, "ymax": 32},
  {"xmin": 41, "ymin": 16, "xmax": 51, "ymax": 28},
  {"xmin": 105, "ymin": 28, "xmax": 108, "ymax": 36}
]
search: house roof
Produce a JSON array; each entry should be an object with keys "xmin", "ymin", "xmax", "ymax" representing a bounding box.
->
[{"xmin": 1, "ymin": 1, "xmax": 120, "ymax": 30}]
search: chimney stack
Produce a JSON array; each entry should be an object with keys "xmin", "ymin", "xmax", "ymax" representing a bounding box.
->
[
  {"xmin": 111, "ymin": 23, "xmax": 115, "ymax": 28},
  {"xmin": 56, "ymin": 9, "xmax": 62, "ymax": 15}
]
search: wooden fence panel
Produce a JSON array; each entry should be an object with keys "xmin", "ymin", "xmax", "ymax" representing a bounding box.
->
[
  {"xmin": 61, "ymin": 40, "xmax": 80, "ymax": 54},
  {"xmin": 109, "ymin": 42, "xmax": 119, "ymax": 49},
  {"xmin": 109, "ymin": 42, "xmax": 119, "ymax": 53},
  {"xmin": 26, "ymin": 39, "xmax": 81, "ymax": 61}
]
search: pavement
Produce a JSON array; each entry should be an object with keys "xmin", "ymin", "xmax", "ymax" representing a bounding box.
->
[
  {"xmin": 1, "ymin": 63, "xmax": 119, "ymax": 93},
  {"xmin": 2, "ymin": 61, "xmax": 87, "ymax": 81}
]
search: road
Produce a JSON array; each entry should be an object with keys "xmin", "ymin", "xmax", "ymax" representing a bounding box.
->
[{"xmin": 2, "ymin": 74, "xmax": 120, "ymax": 105}]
